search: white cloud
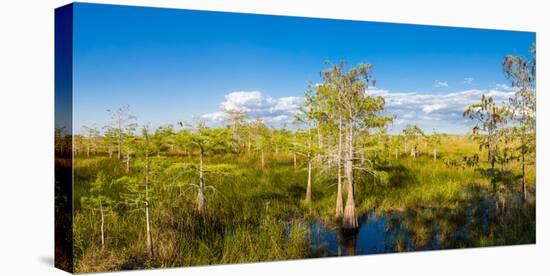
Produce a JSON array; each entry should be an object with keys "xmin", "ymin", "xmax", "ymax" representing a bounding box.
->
[
  {"xmin": 495, "ymin": 83, "xmax": 517, "ymax": 91},
  {"xmin": 373, "ymin": 88, "xmax": 516, "ymax": 134},
  {"xmin": 402, "ymin": 111, "xmax": 416, "ymax": 119},
  {"xmin": 220, "ymin": 91, "xmax": 269, "ymax": 112},
  {"xmin": 422, "ymin": 103, "xmax": 448, "ymax": 113},
  {"xmin": 463, "ymin": 77, "xmax": 474, "ymax": 84},
  {"xmin": 200, "ymin": 111, "xmax": 226, "ymax": 123},
  {"xmin": 434, "ymin": 81, "xmax": 449, "ymax": 88},
  {"xmin": 201, "ymin": 88, "xmax": 517, "ymax": 134},
  {"xmin": 273, "ymin": 97, "xmax": 303, "ymax": 112},
  {"xmin": 201, "ymin": 91, "xmax": 304, "ymax": 127}
]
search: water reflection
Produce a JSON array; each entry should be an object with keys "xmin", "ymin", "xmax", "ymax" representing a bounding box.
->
[{"xmin": 307, "ymin": 190, "xmax": 534, "ymax": 257}]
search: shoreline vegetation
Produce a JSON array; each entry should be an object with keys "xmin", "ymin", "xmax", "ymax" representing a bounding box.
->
[{"xmin": 59, "ymin": 46, "xmax": 535, "ymax": 272}]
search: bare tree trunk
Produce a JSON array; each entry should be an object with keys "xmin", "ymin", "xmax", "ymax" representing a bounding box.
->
[
  {"xmin": 522, "ymin": 149, "xmax": 526, "ymax": 201},
  {"xmin": 261, "ymin": 149, "xmax": 265, "ymax": 169},
  {"xmin": 305, "ymin": 157, "xmax": 312, "ymax": 204},
  {"xmin": 117, "ymin": 137, "xmax": 122, "ymax": 160},
  {"xmin": 144, "ymin": 134, "xmax": 153, "ymax": 258},
  {"xmin": 336, "ymin": 163, "xmax": 343, "ymax": 217},
  {"xmin": 100, "ymin": 200, "xmax": 105, "ymax": 251},
  {"xmin": 342, "ymin": 126, "xmax": 349, "ymax": 196},
  {"xmin": 491, "ymin": 155, "xmax": 496, "ymax": 191},
  {"xmin": 87, "ymin": 143, "xmax": 90, "ymax": 157},
  {"xmin": 343, "ymin": 167, "xmax": 357, "ymax": 230},
  {"xmin": 293, "ymin": 153, "xmax": 297, "ymax": 169},
  {"xmin": 343, "ymin": 122, "xmax": 357, "ymax": 230},
  {"xmin": 395, "ymin": 148, "xmax": 399, "ymax": 159},
  {"xmin": 305, "ymin": 126, "xmax": 313, "ymax": 204},
  {"xmin": 108, "ymin": 146, "xmax": 113, "ymax": 158},
  {"xmin": 145, "ymin": 202, "xmax": 152, "ymax": 257},
  {"xmin": 125, "ymin": 150, "xmax": 130, "ymax": 173},
  {"xmin": 433, "ymin": 148, "xmax": 437, "ymax": 161},
  {"xmin": 197, "ymin": 148, "xmax": 207, "ymax": 215},
  {"xmin": 335, "ymin": 117, "xmax": 344, "ymax": 218},
  {"xmin": 197, "ymin": 187, "xmax": 206, "ymax": 215}
]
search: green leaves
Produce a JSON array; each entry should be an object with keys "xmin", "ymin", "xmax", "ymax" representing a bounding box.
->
[
  {"xmin": 186, "ymin": 125, "xmax": 233, "ymax": 154},
  {"xmin": 80, "ymin": 172, "xmax": 114, "ymax": 210}
]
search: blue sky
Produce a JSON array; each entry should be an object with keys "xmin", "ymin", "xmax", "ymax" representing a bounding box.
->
[{"xmin": 72, "ymin": 3, "xmax": 535, "ymax": 134}]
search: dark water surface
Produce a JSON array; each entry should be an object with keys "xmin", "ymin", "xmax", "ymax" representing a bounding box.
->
[{"xmin": 304, "ymin": 191, "xmax": 534, "ymax": 257}]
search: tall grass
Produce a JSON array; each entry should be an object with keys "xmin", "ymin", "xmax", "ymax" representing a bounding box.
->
[{"xmin": 73, "ymin": 136, "xmax": 535, "ymax": 272}]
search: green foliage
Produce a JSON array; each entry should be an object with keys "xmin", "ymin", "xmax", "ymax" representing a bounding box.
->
[
  {"xmin": 151, "ymin": 124, "xmax": 175, "ymax": 155},
  {"xmin": 72, "ymin": 52, "xmax": 536, "ymax": 271},
  {"xmin": 80, "ymin": 172, "xmax": 113, "ymax": 209},
  {"xmin": 73, "ymin": 134, "xmax": 535, "ymax": 272}
]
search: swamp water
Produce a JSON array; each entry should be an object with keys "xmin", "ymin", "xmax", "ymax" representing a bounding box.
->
[{"xmin": 300, "ymin": 191, "xmax": 534, "ymax": 257}]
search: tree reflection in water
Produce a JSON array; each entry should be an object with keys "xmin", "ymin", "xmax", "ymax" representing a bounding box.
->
[{"xmin": 307, "ymin": 188, "xmax": 535, "ymax": 257}]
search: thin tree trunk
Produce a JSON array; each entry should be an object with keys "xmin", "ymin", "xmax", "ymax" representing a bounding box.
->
[
  {"xmin": 343, "ymin": 121, "xmax": 357, "ymax": 230},
  {"xmin": 100, "ymin": 200, "xmax": 105, "ymax": 250},
  {"xmin": 145, "ymin": 202, "xmax": 152, "ymax": 257},
  {"xmin": 87, "ymin": 143, "xmax": 90, "ymax": 157},
  {"xmin": 117, "ymin": 137, "xmax": 121, "ymax": 160},
  {"xmin": 491, "ymin": 155, "xmax": 496, "ymax": 191},
  {"xmin": 125, "ymin": 150, "xmax": 130, "ymax": 173},
  {"xmin": 433, "ymin": 148, "xmax": 437, "ymax": 161},
  {"xmin": 293, "ymin": 153, "xmax": 297, "ymax": 169},
  {"xmin": 197, "ymin": 147, "xmax": 207, "ymax": 216},
  {"xmin": 144, "ymin": 133, "xmax": 153, "ymax": 258},
  {"xmin": 335, "ymin": 117, "xmax": 343, "ymax": 218},
  {"xmin": 197, "ymin": 188, "xmax": 206, "ymax": 215},
  {"xmin": 261, "ymin": 149, "xmax": 265, "ymax": 169},
  {"xmin": 197, "ymin": 148, "xmax": 207, "ymax": 215},
  {"xmin": 522, "ymin": 149, "xmax": 526, "ymax": 201},
  {"xmin": 305, "ymin": 158, "xmax": 312, "ymax": 204},
  {"xmin": 305, "ymin": 127, "xmax": 313, "ymax": 204}
]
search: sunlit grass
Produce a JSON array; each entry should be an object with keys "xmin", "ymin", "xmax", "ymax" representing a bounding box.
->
[{"xmin": 72, "ymin": 136, "xmax": 535, "ymax": 272}]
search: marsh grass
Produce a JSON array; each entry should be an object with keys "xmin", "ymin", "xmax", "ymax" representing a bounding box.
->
[{"xmin": 73, "ymin": 136, "xmax": 535, "ymax": 272}]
